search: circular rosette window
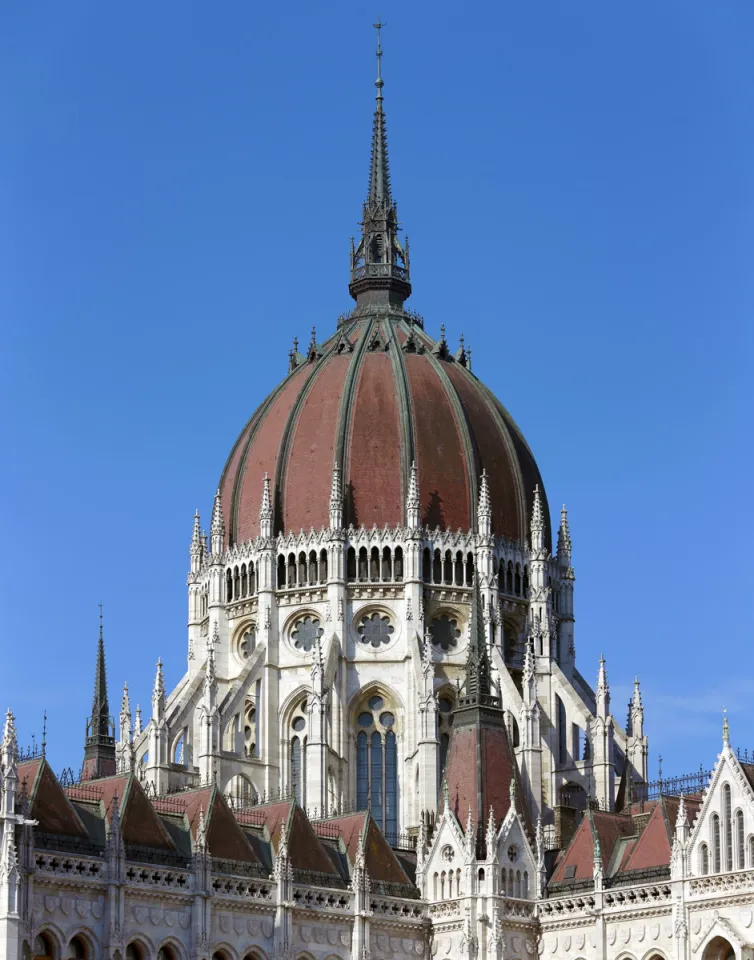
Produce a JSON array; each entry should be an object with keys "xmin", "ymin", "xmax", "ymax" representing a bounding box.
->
[
  {"xmin": 429, "ymin": 614, "xmax": 461, "ymax": 652},
  {"xmin": 291, "ymin": 614, "xmax": 324, "ymax": 652},
  {"xmin": 237, "ymin": 624, "xmax": 256, "ymax": 661},
  {"xmin": 357, "ymin": 611, "xmax": 395, "ymax": 649}
]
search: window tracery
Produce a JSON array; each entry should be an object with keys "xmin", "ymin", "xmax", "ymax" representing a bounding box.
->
[
  {"xmin": 290, "ymin": 698, "xmax": 308, "ymax": 806},
  {"xmin": 291, "ymin": 615, "xmax": 324, "ymax": 652},
  {"xmin": 355, "ymin": 693, "xmax": 398, "ymax": 838},
  {"xmin": 429, "ymin": 614, "xmax": 461, "ymax": 652},
  {"xmin": 357, "ymin": 611, "xmax": 394, "ymax": 648}
]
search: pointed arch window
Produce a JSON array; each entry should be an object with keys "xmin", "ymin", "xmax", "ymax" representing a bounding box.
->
[
  {"xmin": 700, "ymin": 842, "xmax": 709, "ymax": 875},
  {"xmin": 737, "ymin": 810, "xmax": 745, "ymax": 869},
  {"xmin": 355, "ymin": 695, "xmax": 398, "ymax": 838},
  {"xmin": 723, "ymin": 784, "xmax": 733, "ymax": 871},
  {"xmin": 712, "ymin": 814, "xmax": 721, "ymax": 873},
  {"xmin": 289, "ymin": 699, "xmax": 308, "ymax": 805}
]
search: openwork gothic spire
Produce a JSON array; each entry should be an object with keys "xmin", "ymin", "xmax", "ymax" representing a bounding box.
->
[
  {"xmin": 349, "ymin": 20, "xmax": 411, "ymax": 308},
  {"xmin": 82, "ymin": 608, "xmax": 116, "ymax": 780},
  {"xmin": 459, "ymin": 576, "xmax": 498, "ymax": 708}
]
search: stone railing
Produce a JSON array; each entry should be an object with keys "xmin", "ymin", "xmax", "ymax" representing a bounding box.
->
[
  {"xmin": 502, "ymin": 897, "xmax": 536, "ymax": 920},
  {"xmin": 428, "ymin": 899, "xmax": 461, "ymax": 920},
  {"xmin": 35, "ymin": 854, "xmax": 103, "ymax": 881},
  {"xmin": 210, "ymin": 876, "xmax": 274, "ymax": 901},
  {"xmin": 293, "ymin": 886, "xmax": 352, "ymax": 913},
  {"xmin": 690, "ymin": 869, "xmax": 754, "ymax": 897},
  {"xmin": 603, "ymin": 882, "xmax": 672, "ymax": 909},
  {"xmin": 540, "ymin": 893, "xmax": 594, "ymax": 921},
  {"xmin": 370, "ymin": 896, "xmax": 425, "ymax": 921},
  {"xmin": 124, "ymin": 864, "xmax": 192, "ymax": 892}
]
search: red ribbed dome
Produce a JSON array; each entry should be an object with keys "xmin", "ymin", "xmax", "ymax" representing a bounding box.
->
[{"xmin": 219, "ymin": 315, "xmax": 549, "ymax": 548}]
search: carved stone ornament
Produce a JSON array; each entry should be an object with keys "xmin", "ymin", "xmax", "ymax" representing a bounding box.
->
[{"xmin": 441, "ymin": 844, "xmax": 455, "ymax": 862}]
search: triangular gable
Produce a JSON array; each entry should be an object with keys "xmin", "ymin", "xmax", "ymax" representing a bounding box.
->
[
  {"xmin": 186, "ymin": 786, "xmax": 259, "ymax": 862},
  {"xmin": 118, "ymin": 777, "xmax": 175, "ymax": 850},
  {"xmin": 19, "ymin": 759, "xmax": 87, "ymax": 838},
  {"xmin": 327, "ymin": 812, "xmax": 413, "ymax": 887},
  {"xmin": 688, "ymin": 745, "xmax": 754, "ymax": 852},
  {"xmin": 495, "ymin": 804, "xmax": 536, "ymax": 870}
]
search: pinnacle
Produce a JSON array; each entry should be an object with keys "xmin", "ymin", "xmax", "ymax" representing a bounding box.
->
[
  {"xmin": 210, "ymin": 488, "xmax": 225, "ymax": 539},
  {"xmin": 329, "ymin": 462, "xmax": 342, "ymax": 505},
  {"xmin": 531, "ymin": 484, "xmax": 544, "ymax": 534},
  {"xmin": 478, "ymin": 469, "xmax": 491, "ymax": 518},
  {"xmin": 2, "ymin": 708, "xmax": 16, "ymax": 751},
  {"xmin": 260, "ymin": 473, "xmax": 273, "ymax": 521}
]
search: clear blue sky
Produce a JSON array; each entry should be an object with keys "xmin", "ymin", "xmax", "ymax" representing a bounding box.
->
[{"xmin": 1, "ymin": 2, "xmax": 752, "ymax": 780}]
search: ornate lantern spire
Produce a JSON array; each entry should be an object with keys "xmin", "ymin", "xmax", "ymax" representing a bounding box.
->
[{"xmin": 349, "ymin": 20, "xmax": 411, "ymax": 308}]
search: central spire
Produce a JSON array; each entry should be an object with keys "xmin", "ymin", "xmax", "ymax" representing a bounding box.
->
[{"xmin": 349, "ymin": 20, "xmax": 411, "ymax": 309}]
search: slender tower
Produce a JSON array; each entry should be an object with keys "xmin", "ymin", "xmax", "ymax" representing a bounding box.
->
[
  {"xmin": 349, "ymin": 17, "xmax": 411, "ymax": 309},
  {"xmin": 81, "ymin": 608, "xmax": 116, "ymax": 781}
]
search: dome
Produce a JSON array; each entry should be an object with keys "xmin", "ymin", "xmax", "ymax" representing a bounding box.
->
[
  {"xmin": 218, "ymin": 43, "xmax": 549, "ymax": 550},
  {"xmin": 218, "ymin": 316, "xmax": 550, "ymax": 550}
]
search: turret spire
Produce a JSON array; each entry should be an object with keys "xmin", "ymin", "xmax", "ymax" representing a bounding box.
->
[
  {"xmin": 460, "ymin": 576, "xmax": 496, "ymax": 707},
  {"xmin": 152, "ymin": 658, "xmax": 165, "ymax": 719},
  {"xmin": 557, "ymin": 504, "xmax": 571, "ymax": 562},
  {"xmin": 189, "ymin": 509, "xmax": 203, "ymax": 574},
  {"xmin": 349, "ymin": 21, "xmax": 411, "ymax": 308},
  {"xmin": 531, "ymin": 484, "xmax": 545, "ymax": 551},
  {"xmin": 210, "ymin": 488, "xmax": 225, "ymax": 555},
  {"xmin": 406, "ymin": 461, "xmax": 420, "ymax": 529},
  {"xmin": 82, "ymin": 608, "xmax": 116, "ymax": 780},
  {"xmin": 477, "ymin": 469, "xmax": 491, "ymax": 535},
  {"xmin": 596, "ymin": 655, "xmax": 610, "ymax": 718},
  {"xmin": 329, "ymin": 462, "xmax": 343, "ymax": 529},
  {"xmin": 259, "ymin": 473, "xmax": 273, "ymax": 538}
]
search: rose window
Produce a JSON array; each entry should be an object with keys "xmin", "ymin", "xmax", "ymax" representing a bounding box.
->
[
  {"xmin": 239, "ymin": 627, "xmax": 256, "ymax": 660},
  {"xmin": 429, "ymin": 614, "xmax": 461, "ymax": 651},
  {"xmin": 291, "ymin": 615, "xmax": 324, "ymax": 652},
  {"xmin": 357, "ymin": 612, "xmax": 394, "ymax": 648}
]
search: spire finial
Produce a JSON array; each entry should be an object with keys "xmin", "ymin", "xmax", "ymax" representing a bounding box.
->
[
  {"xmin": 531, "ymin": 484, "xmax": 545, "ymax": 549},
  {"xmin": 406, "ymin": 460, "xmax": 420, "ymax": 528},
  {"xmin": 259, "ymin": 472, "xmax": 273, "ymax": 536},
  {"xmin": 373, "ymin": 16, "xmax": 385, "ymax": 100},
  {"xmin": 460, "ymin": 575, "xmax": 496, "ymax": 706},
  {"xmin": 152, "ymin": 658, "xmax": 165, "ymax": 717},
  {"xmin": 477, "ymin": 469, "xmax": 491, "ymax": 534},
  {"xmin": 723, "ymin": 707, "xmax": 730, "ymax": 747},
  {"xmin": 210, "ymin": 488, "xmax": 225, "ymax": 554},
  {"xmin": 557, "ymin": 503, "xmax": 571, "ymax": 561},
  {"xmin": 349, "ymin": 19, "xmax": 411, "ymax": 306},
  {"xmin": 329, "ymin": 461, "xmax": 343, "ymax": 529}
]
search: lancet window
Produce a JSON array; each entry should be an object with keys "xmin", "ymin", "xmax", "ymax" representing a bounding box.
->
[
  {"xmin": 356, "ymin": 694, "xmax": 398, "ymax": 838},
  {"xmin": 290, "ymin": 699, "xmax": 308, "ymax": 806},
  {"xmin": 723, "ymin": 784, "xmax": 733, "ymax": 871},
  {"xmin": 737, "ymin": 810, "xmax": 745, "ymax": 869},
  {"xmin": 712, "ymin": 814, "xmax": 721, "ymax": 873},
  {"xmin": 438, "ymin": 693, "xmax": 455, "ymax": 783}
]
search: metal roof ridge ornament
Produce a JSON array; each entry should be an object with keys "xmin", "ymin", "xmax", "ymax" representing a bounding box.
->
[{"xmin": 349, "ymin": 20, "xmax": 411, "ymax": 310}]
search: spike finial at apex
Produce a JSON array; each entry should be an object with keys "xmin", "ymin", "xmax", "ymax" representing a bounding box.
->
[{"xmin": 723, "ymin": 707, "xmax": 730, "ymax": 747}]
